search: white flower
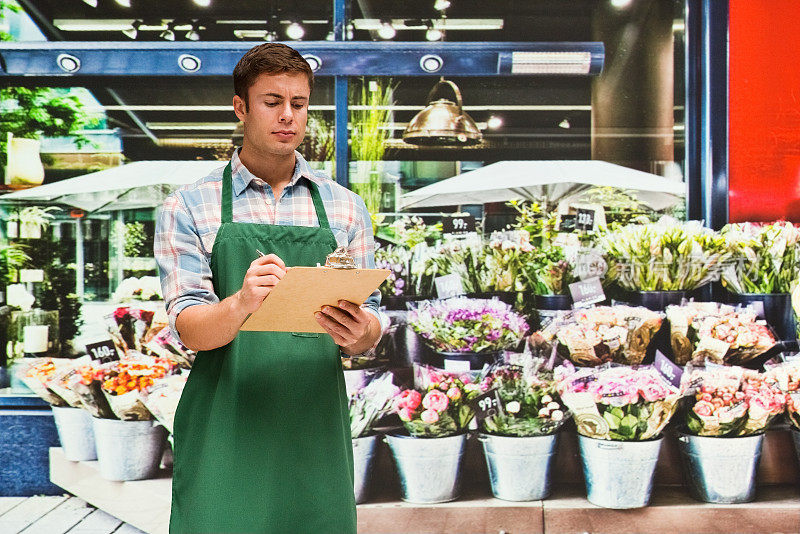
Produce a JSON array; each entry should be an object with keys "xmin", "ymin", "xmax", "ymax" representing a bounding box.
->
[
  {"xmin": 505, "ymin": 401, "xmax": 521, "ymax": 414},
  {"xmin": 547, "ymin": 401, "xmax": 560, "ymax": 411},
  {"xmin": 550, "ymin": 410, "xmax": 564, "ymax": 421},
  {"xmin": 541, "ymin": 394, "xmax": 553, "ymax": 404},
  {"xmin": 538, "ymin": 408, "xmax": 551, "ymax": 418}
]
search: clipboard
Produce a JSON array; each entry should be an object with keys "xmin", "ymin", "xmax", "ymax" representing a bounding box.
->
[{"xmin": 240, "ymin": 266, "xmax": 390, "ymax": 333}]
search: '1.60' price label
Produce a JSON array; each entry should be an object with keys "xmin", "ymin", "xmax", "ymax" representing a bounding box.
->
[{"xmin": 85, "ymin": 339, "xmax": 120, "ymax": 363}]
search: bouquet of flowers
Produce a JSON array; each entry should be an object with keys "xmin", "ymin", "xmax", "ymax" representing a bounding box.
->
[
  {"xmin": 383, "ymin": 215, "xmax": 442, "ymax": 249},
  {"xmin": 17, "ymin": 358, "xmax": 71, "ymax": 406},
  {"xmin": 140, "ymin": 372, "xmax": 188, "ymax": 434},
  {"xmin": 144, "ymin": 327, "xmax": 195, "ymax": 369},
  {"xmin": 519, "ymin": 246, "xmax": 576, "ymax": 296},
  {"xmin": 598, "ymin": 217, "xmax": 730, "ymax": 291},
  {"xmin": 537, "ymin": 306, "xmax": 663, "ymax": 366},
  {"xmin": 393, "ymin": 366, "xmax": 482, "ymax": 438},
  {"xmin": 681, "ymin": 364, "xmax": 785, "ymax": 436},
  {"xmin": 46, "ymin": 356, "xmax": 94, "ymax": 409},
  {"xmin": 557, "ymin": 363, "xmax": 680, "ymax": 441},
  {"xmin": 106, "ymin": 307, "xmax": 168, "ymax": 355},
  {"xmin": 417, "ymin": 235, "xmax": 486, "ymax": 294},
  {"xmin": 666, "ymin": 302, "xmax": 777, "ymax": 365},
  {"xmin": 483, "ymin": 230, "xmax": 534, "ymax": 292},
  {"xmin": 349, "ymin": 371, "xmax": 398, "ymax": 438},
  {"xmin": 375, "ymin": 244, "xmax": 413, "ymax": 299},
  {"xmin": 67, "ymin": 361, "xmax": 116, "ymax": 419},
  {"xmin": 409, "ymin": 297, "xmax": 529, "ymax": 354},
  {"xmin": 98, "ymin": 355, "xmax": 177, "ymax": 420},
  {"xmin": 112, "ymin": 276, "xmax": 163, "ymax": 302},
  {"xmin": 764, "ymin": 358, "xmax": 800, "ymax": 430},
  {"xmin": 478, "ymin": 360, "xmax": 569, "ymax": 437},
  {"xmin": 721, "ymin": 221, "xmax": 800, "ymax": 294}
]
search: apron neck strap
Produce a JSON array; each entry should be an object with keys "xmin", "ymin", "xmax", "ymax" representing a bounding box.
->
[{"xmin": 221, "ymin": 160, "xmax": 330, "ymax": 230}]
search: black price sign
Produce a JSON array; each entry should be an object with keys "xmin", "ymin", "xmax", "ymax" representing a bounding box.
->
[
  {"xmin": 558, "ymin": 214, "xmax": 576, "ymax": 233},
  {"xmin": 575, "ymin": 208, "xmax": 595, "ymax": 231},
  {"xmin": 654, "ymin": 350, "xmax": 683, "ymax": 389},
  {"xmin": 568, "ymin": 276, "xmax": 606, "ymax": 308},
  {"xmin": 442, "ymin": 215, "xmax": 476, "ymax": 235},
  {"xmin": 86, "ymin": 340, "xmax": 120, "ymax": 363},
  {"xmin": 473, "ymin": 389, "xmax": 504, "ymax": 423}
]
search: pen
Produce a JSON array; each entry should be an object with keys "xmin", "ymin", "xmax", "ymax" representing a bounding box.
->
[{"xmin": 256, "ymin": 248, "xmax": 266, "ymax": 257}]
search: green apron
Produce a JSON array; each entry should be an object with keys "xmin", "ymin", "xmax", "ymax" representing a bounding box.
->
[{"xmin": 170, "ymin": 162, "xmax": 356, "ymax": 534}]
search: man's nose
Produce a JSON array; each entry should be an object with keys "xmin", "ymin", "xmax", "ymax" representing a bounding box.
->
[{"xmin": 279, "ymin": 102, "xmax": 293, "ymax": 123}]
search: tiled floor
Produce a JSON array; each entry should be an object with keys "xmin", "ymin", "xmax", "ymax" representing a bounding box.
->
[{"xmin": 0, "ymin": 496, "xmax": 145, "ymax": 534}]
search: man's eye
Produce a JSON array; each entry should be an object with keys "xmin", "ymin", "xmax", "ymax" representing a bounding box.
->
[
  {"xmin": 293, "ymin": 103, "xmax": 305, "ymax": 109},
  {"xmin": 265, "ymin": 102, "xmax": 278, "ymax": 106}
]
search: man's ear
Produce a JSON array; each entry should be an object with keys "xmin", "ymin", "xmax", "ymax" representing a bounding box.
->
[{"xmin": 233, "ymin": 94, "xmax": 247, "ymax": 122}]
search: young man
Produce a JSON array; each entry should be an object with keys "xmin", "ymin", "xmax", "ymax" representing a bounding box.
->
[{"xmin": 155, "ymin": 43, "xmax": 382, "ymax": 534}]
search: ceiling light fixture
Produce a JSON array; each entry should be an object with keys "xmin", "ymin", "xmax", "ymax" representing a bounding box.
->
[
  {"xmin": 115, "ymin": 0, "xmax": 131, "ymax": 7},
  {"xmin": 178, "ymin": 54, "xmax": 202, "ymax": 72},
  {"xmin": 122, "ymin": 20, "xmax": 141, "ymax": 39},
  {"xmin": 56, "ymin": 53, "xmax": 81, "ymax": 73},
  {"xmin": 264, "ymin": 30, "xmax": 278, "ymax": 42},
  {"xmin": 377, "ymin": 20, "xmax": 396, "ymax": 40},
  {"xmin": 193, "ymin": 0, "xmax": 212, "ymax": 6},
  {"xmin": 433, "ymin": 0, "xmax": 451, "ymax": 11},
  {"xmin": 160, "ymin": 24, "xmax": 175, "ymax": 41},
  {"xmin": 425, "ymin": 20, "xmax": 442, "ymax": 41},
  {"xmin": 610, "ymin": 0, "xmax": 634, "ymax": 8},
  {"xmin": 404, "ymin": 78, "xmax": 482, "ymax": 146},
  {"xmin": 346, "ymin": 23, "xmax": 354, "ymax": 40},
  {"xmin": 82, "ymin": 0, "xmax": 98, "ymax": 7},
  {"xmin": 185, "ymin": 28, "xmax": 201, "ymax": 41},
  {"xmin": 286, "ymin": 21, "xmax": 305, "ymax": 40},
  {"xmin": 325, "ymin": 30, "xmax": 335, "ymax": 41},
  {"xmin": 559, "ymin": 118, "xmax": 571, "ymax": 129},
  {"xmin": 487, "ymin": 115, "xmax": 503, "ymax": 129}
]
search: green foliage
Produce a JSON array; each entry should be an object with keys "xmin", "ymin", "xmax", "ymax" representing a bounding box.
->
[
  {"xmin": 123, "ymin": 222, "xmax": 147, "ymax": 258},
  {"xmin": 299, "ymin": 112, "xmax": 335, "ymax": 166},
  {"xmin": 508, "ymin": 200, "xmax": 558, "ymax": 247}
]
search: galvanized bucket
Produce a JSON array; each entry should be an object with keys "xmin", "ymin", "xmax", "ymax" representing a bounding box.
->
[
  {"xmin": 479, "ymin": 432, "xmax": 558, "ymax": 501},
  {"xmin": 578, "ymin": 434, "xmax": 663, "ymax": 509},
  {"xmin": 385, "ymin": 433, "xmax": 467, "ymax": 503},
  {"xmin": 791, "ymin": 428, "xmax": 800, "ymax": 465},
  {"xmin": 353, "ymin": 434, "xmax": 379, "ymax": 504},
  {"xmin": 52, "ymin": 406, "xmax": 97, "ymax": 461},
  {"xmin": 92, "ymin": 418, "xmax": 167, "ymax": 481},
  {"xmin": 677, "ymin": 431, "xmax": 764, "ymax": 503}
]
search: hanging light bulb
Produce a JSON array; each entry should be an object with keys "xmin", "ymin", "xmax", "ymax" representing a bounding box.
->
[
  {"xmin": 425, "ymin": 20, "xmax": 442, "ymax": 41},
  {"xmin": 286, "ymin": 21, "xmax": 305, "ymax": 40},
  {"xmin": 487, "ymin": 115, "xmax": 503, "ymax": 129},
  {"xmin": 377, "ymin": 20, "xmax": 396, "ymax": 40}
]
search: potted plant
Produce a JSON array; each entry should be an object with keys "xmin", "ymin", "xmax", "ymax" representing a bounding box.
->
[
  {"xmin": 409, "ymin": 297, "xmax": 529, "ymax": 372},
  {"xmin": 557, "ymin": 363, "xmax": 681, "ymax": 509},
  {"xmin": 720, "ymin": 221, "xmax": 800, "ymax": 341},
  {"xmin": 349, "ymin": 371, "xmax": 398, "ymax": 504},
  {"xmin": 476, "ymin": 360, "xmax": 569, "ymax": 501},
  {"xmin": 597, "ymin": 217, "xmax": 731, "ymax": 310},
  {"xmin": 677, "ymin": 365, "xmax": 784, "ymax": 504},
  {"xmin": 385, "ymin": 366, "xmax": 482, "ymax": 503}
]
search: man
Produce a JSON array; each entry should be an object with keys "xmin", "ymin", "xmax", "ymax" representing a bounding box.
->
[{"xmin": 155, "ymin": 43, "xmax": 382, "ymax": 534}]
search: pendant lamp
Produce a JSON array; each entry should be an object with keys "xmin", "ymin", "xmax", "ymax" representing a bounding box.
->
[{"xmin": 402, "ymin": 78, "xmax": 482, "ymax": 146}]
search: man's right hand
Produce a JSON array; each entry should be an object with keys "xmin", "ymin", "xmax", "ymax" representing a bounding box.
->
[{"xmin": 235, "ymin": 253, "xmax": 287, "ymax": 314}]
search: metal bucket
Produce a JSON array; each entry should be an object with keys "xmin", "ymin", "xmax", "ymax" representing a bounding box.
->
[
  {"xmin": 92, "ymin": 418, "xmax": 167, "ymax": 481},
  {"xmin": 791, "ymin": 428, "xmax": 800, "ymax": 465},
  {"xmin": 385, "ymin": 433, "xmax": 466, "ymax": 504},
  {"xmin": 578, "ymin": 435, "xmax": 663, "ymax": 509},
  {"xmin": 52, "ymin": 406, "xmax": 97, "ymax": 462},
  {"xmin": 479, "ymin": 432, "xmax": 558, "ymax": 501},
  {"xmin": 677, "ymin": 431, "xmax": 763, "ymax": 503},
  {"xmin": 353, "ymin": 434, "xmax": 379, "ymax": 504}
]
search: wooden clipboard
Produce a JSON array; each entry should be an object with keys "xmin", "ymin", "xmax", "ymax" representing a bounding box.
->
[{"xmin": 240, "ymin": 266, "xmax": 390, "ymax": 333}]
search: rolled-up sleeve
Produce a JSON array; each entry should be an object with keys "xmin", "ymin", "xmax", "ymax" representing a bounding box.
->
[
  {"xmin": 154, "ymin": 191, "xmax": 219, "ymax": 335},
  {"xmin": 347, "ymin": 194, "xmax": 386, "ymax": 331}
]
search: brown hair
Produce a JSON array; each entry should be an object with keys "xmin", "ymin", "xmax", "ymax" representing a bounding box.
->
[{"xmin": 233, "ymin": 43, "xmax": 314, "ymax": 109}]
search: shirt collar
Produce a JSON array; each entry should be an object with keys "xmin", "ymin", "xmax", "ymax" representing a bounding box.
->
[{"xmin": 230, "ymin": 149, "xmax": 322, "ymax": 197}]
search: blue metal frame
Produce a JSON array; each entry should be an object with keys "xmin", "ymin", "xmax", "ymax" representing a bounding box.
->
[
  {"xmin": 0, "ymin": 41, "xmax": 605, "ymax": 77},
  {"xmin": 685, "ymin": 0, "xmax": 702, "ymax": 221},
  {"xmin": 333, "ymin": 0, "xmax": 349, "ymax": 186}
]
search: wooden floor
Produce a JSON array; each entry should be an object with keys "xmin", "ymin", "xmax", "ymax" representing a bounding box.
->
[{"xmin": 0, "ymin": 496, "xmax": 145, "ymax": 534}]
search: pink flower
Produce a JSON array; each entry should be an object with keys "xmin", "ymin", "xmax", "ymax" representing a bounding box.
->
[
  {"xmin": 398, "ymin": 407, "xmax": 414, "ymax": 422},
  {"xmin": 693, "ymin": 400, "xmax": 714, "ymax": 417},
  {"xmin": 420, "ymin": 409, "xmax": 439, "ymax": 424},
  {"xmin": 396, "ymin": 390, "xmax": 422, "ymax": 411},
  {"xmin": 446, "ymin": 387, "xmax": 462, "ymax": 401},
  {"xmin": 422, "ymin": 390, "xmax": 449, "ymax": 412}
]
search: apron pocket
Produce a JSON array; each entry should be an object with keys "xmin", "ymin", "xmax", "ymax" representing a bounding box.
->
[{"xmin": 292, "ymin": 332, "xmax": 321, "ymax": 338}]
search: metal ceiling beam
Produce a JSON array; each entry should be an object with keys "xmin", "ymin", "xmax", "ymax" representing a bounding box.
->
[{"xmin": 0, "ymin": 41, "xmax": 604, "ymax": 77}]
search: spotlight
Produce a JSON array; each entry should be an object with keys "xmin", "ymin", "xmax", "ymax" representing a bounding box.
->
[
  {"xmin": 303, "ymin": 54, "xmax": 322, "ymax": 72},
  {"xmin": 610, "ymin": 0, "xmax": 633, "ymax": 8},
  {"xmin": 56, "ymin": 53, "xmax": 81, "ymax": 73},
  {"xmin": 115, "ymin": 0, "xmax": 131, "ymax": 7},
  {"xmin": 185, "ymin": 28, "xmax": 201, "ymax": 41},
  {"xmin": 425, "ymin": 20, "xmax": 442, "ymax": 41},
  {"xmin": 122, "ymin": 20, "xmax": 141, "ymax": 39},
  {"xmin": 160, "ymin": 26, "xmax": 176, "ymax": 41},
  {"xmin": 559, "ymin": 118, "xmax": 571, "ymax": 129},
  {"xmin": 325, "ymin": 31, "xmax": 335, "ymax": 41},
  {"xmin": 286, "ymin": 22, "xmax": 305, "ymax": 40},
  {"xmin": 82, "ymin": 0, "xmax": 98, "ymax": 6},
  {"xmin": 419, "ymin": 54, "xmax": 443, "ymax": 73},
  {"xmin": 487, "ymin": 115, "xmax": 503, "ymax": 129},
  {"xmin": 264, "ymin": 30, "xmax": 278, "ymax": 42},
  {"xmin": 346, "ymin": 24, "xmax": 354, "ymax": 40},
  {"xmin": 377, "ymin": 20, "xmax": 396, "ymax": 39},
  {"xmin": 433, "ymin": 0, "xmax": 451, "ymax": 10},
  {"xmin": 193, "ymin": 0, "xmax": 212, "ymax": 6},
  {"xmin": 178, "ymin": 54, "xmax": 202, "ymax": 73}
]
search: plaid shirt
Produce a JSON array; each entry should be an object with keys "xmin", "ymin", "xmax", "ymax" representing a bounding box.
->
[{"xmin": 155, "ymin": 150, "xmax": 382, "ymax": 335}]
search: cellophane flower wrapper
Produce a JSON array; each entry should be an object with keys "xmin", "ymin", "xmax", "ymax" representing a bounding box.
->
[
  {"xmin": 99, "ymin": 354, "xmax": 177, "ymax": 421},
  {"xmin": 721, "ymin": 222, "xmax": 800, "ymax": 294},
  {"xmin": 139, "ymin": 371, "xmax": 188, "ymax": 434},
  {"xmin": 598, "ymin": 217, "xmax": 731, "ymax": 291},
  {"xmin": 105, "ymin": 307, "xmax": 156, "ymax": 354},
  {"xmin": 539, "ymin": 306, "xmax": 663, "ymax": 366},
  {"xmin": 67, "ymin": 361, "xmax": 116, "ymax": 419},
  {"xmin": 484, "ymin": 230, "xmax": 534, "ymax": 292},
  {"xmin": 349, "ymin": 370, "xmax": 399, "ymax": 438},
  {"xmin": 394, "ymin": 365, "xmax": 483, "ymax": 438},
  {"xmin": 681, "ymin": 363, "xmax": 785, "ymax": 436},
  {"xmin": 666, "ymin": 302, "xmax": 777, "ymax": 366},
  {"xmin": 144, "ymin": 326, "xmax": 195, "ymax": 369},
  {"xmin": 477, "ymin": 358, "xmax": 570, "ymax": 437},
  {"xmin": 46, "ymin": 356, "xmax": 93, "ymax": 408},
  {"xmin": 18, "ymin": 358, "xmax": 70, "ymax": 406},
  {"xmin": 763, "ymin": 359, "xmax": 800, "ymax": 430},
  {"xmin": 519, "ymin": 246, "xmax": 576, "ymax": 296},
  {"xmin": 556, "ymin": 363, "xmax": 681, "ymax": 441},
  {"xmin": 409, "ymin": 297, "xmax": 529, "ymax": 354}
]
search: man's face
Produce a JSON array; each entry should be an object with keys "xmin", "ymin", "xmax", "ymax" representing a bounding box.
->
[{"xmin": 233, "ymin": 72, "xmax": 310, "ymax": 157}]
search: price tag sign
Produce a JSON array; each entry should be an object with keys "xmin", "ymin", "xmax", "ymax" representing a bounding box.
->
[
  {"xmin": 569, "ymin": 276, "xmax": 606, "ymax": 308},
  {"xmin": 654, "ymin": 350, "xmax": 683, "ymax": 389},
  {"xmin": 575, "ymin": 208, "xmax": 596, "ymax": 231},
  {"xmin": 435, "ymin": 273, "xmax": 465, "ymax": 299},
  {"xmin": 442, "ymin": 215, "xmax": 476, "ymax": 235},
  {"xmin": 558, "ymin": 214, "xmax": 576, "ymax": 233},
  {"xmin": 472, "ymin": 389, "xmax": 504, "ymax": 423},
  {"xmin": 85, "ymin": 339, "xmax": 120, "ymax": 364}
]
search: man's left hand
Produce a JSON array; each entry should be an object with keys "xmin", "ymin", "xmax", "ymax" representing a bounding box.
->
[{"xmin": 315, "ymin": 300, "xmax": 380, "ymax": 355}]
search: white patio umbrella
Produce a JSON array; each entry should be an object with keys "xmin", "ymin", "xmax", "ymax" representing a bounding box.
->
[
  {"xmin": 1, "ymin": 160, "xmax": 224, "ymax": 212},
  {"xmin": 399, "ymin": 160, "xmax": 686, "ymax": 211}
]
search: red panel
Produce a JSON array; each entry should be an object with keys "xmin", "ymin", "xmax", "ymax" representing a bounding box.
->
[{"xmin": 729, "ymin": 0, "xmax": 800, "ymax": 222}]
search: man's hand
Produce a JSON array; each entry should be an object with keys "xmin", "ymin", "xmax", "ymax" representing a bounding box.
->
[
  {"xmin": 315, "ymin": 300, "xmax": 381, "ymax": 355},
  {"xmin": 235, "ymin": 254, "xmax": 287, "ymax": 314}
]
